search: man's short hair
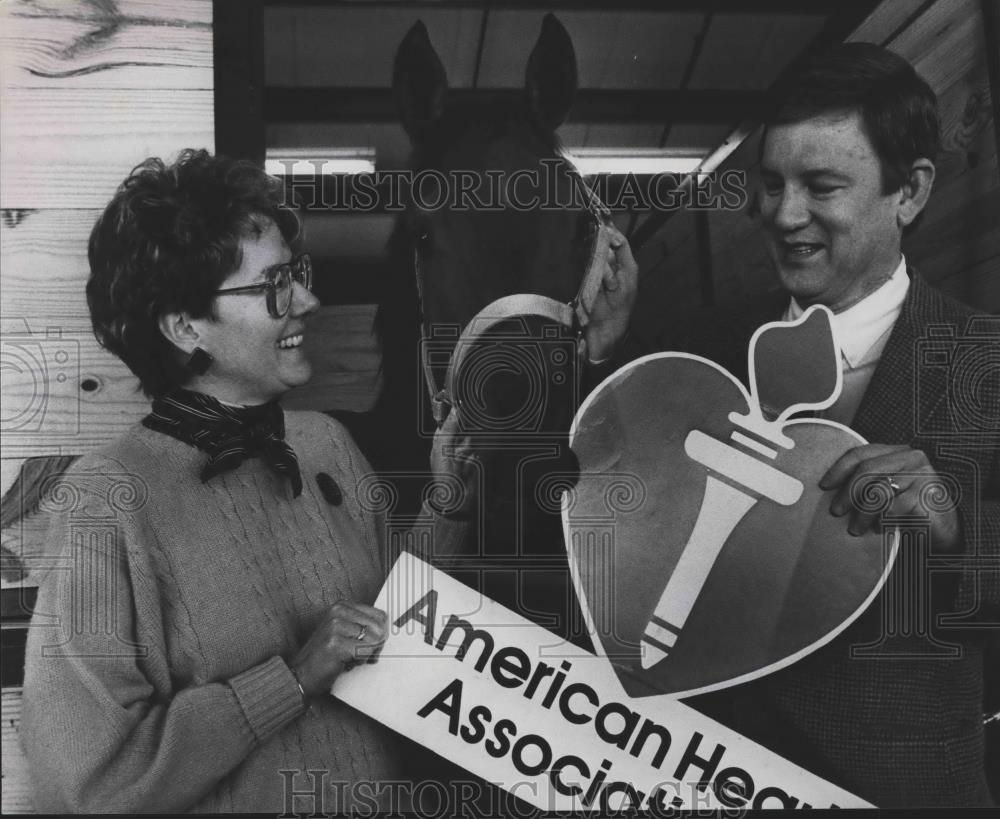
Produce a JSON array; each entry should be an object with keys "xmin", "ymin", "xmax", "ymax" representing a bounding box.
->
[
  {"xmin": 764, "ymin": 42, "xmax": 939, "ymax": 193},
  {"xmin": 87, "ymin": 149, "xmax": 300, "ymax": 396}
]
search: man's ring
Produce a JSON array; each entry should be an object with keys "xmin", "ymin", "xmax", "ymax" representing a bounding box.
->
[
  {"xmin": 356, "ymin": 624, "xmax": 367, "ymax": 642},
  {"xmin": 886, "ymin": 477, "xmax": 902, "ymax": 496}
]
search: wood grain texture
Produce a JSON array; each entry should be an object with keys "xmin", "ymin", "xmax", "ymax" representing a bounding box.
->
[
  {"xmin": 898, "ymin": 1, "xmax": 998, "ymax": 309},
  {"xmin": 1, "ymin": 210, "xmax": 100, "ymax": 330},
  {"xmin": 282, "ymin": 304, "xmax": 383, "ymax": 413},
  {"xmin": 935, "ymin": 77, "xmax": 996, "ymax": 190},
  {"xmin": 890, "ymin": 0, "xmax": 981, "ymax": 89},
  {"xmin": 1, "ymin": 0, "xmax": 212, "ymax": 90},
  {"xmin": 0, "ymin": 323, "xmax": 148, "ymax": 457},
  {"xmin": 1, "ymin": 458, "xmax": 30, "ymax": 501},
  {"xmin": 1, "ymin": 510, "xmax": 54, "ymax": 587},
  {"xmin": 847, "ymin": 0, "xmax": 928, "ymax": 46},
  {"xmin": 0, "ymin": 88, "xmax": 214, "ymax": 210},
  {"xmin": 1, "ymin": 688, "xmax": 33, "ymax": 814}
]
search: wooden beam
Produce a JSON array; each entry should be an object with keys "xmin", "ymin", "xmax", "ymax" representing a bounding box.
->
[
  {"xmin": 471, "ymin": 8, "xmax": 490, "ymax": 89},
  {"xmin": 213, "ymin": 0, "xmax": 265, "ymax": 162},
  {"xmin": 263, "ymin": 0, "xmax": 870, "ymax": 13},
  {"xmin": 982, "ymin": 0, "xmax": 1000, "ymax": 181},
  {"xmin": 659, "ymin": 13, "xmax": 714, "ymax": 148},
  {"xmin": 265, "ymin": 87, "xmax": 767, "ymax": 124}
]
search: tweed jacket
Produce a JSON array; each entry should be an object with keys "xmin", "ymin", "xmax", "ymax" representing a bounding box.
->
[{"xmin": 636, "ymin": 273, "xmax": 999, "ymax": 807}]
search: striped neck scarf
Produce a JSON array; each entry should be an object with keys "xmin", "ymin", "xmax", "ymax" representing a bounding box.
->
[{"xmin": 143, "ymin": 388, "xmax": 303, "ymax": 497}]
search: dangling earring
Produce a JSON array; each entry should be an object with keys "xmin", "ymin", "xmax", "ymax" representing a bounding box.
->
[{"xmin": 186, "ymin": 347, "xmax": 213, "ymax": 374}]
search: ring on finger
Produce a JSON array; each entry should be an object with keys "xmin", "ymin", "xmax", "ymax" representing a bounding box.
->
[
  {"xmin": 355, "ymin": 623, "xmax": 368, "ymax": 642},
  {"xmin": 886, "ymin": 476, "xmax": 902, "ymax": 496}
]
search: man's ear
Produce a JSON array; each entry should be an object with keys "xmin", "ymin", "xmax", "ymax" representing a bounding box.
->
[
  {"xmin": 157, "ymin": 311, "xmax": 201, "ymax": 355},
  {"xmin": 897, "ymin": 158, "xmax": 935, "ymax": 228}
]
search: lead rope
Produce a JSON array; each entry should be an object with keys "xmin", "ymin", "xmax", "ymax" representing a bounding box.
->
[{"xmin": 412, "ymin": 246, "xmax": 452, "ymax": 425}]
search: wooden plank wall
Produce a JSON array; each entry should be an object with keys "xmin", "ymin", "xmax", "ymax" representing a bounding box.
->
[
  {"xmin": 895, "ymin": 0, "xmax": 1000, "ymax": 308},
  {"xmin": 0, "ymin": 0, "xmax": 215, "ymax": 477},
  {"xmin": 632, "ymin": 0, "xmax": 999, "ymax": 329},
  {"xmin": 0, "ymin": 3, "xmax": 213, "ymax": 809}
]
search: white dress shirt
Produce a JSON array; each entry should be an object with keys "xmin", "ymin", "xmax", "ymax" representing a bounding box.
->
[{"xmin": 783, "ymin": 256, "xmax": 910, "ymax": 425}]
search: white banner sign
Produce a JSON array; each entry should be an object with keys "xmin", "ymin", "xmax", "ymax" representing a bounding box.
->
[{"xmin": 332, "ymin": 552, "xmax": 870, "ymax": 811}]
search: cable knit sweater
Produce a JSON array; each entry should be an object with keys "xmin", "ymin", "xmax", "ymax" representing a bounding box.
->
[{"xmin": 20, "ymin": 411, "xmax": 468, "ymax": 813}]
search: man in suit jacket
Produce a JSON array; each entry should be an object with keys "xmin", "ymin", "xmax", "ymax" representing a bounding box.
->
[{"xmin": 587, "ymin": 43, "xmax": 998, "ymax": 807}]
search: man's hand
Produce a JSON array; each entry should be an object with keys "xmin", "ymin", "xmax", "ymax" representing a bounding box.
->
[
  {"xmin": 820, "ymin": 443, "xmax": 962, "ymax": 553},
  {"xmin": 428, "ymin": 408, "xmax": 480, "ymax": 518},
  {"xmin": 584, "ymin": 222, "xmax": 638, "ymax": 364}
]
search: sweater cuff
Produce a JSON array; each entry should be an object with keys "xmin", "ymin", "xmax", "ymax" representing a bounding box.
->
[{"xmin": 229, "ymin": 656, "xmax": 305, "ymax": 744}]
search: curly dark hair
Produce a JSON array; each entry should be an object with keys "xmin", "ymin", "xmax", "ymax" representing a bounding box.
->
[
  {"xmin": 764, "ymin": 42, "xmax": 939, "ymax": 194},
  {"xmin": 86, "ymin": 149, "xmax": 300, "ymax": 396}
]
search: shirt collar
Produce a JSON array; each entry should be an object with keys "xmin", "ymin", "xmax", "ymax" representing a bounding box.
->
[{"xmin": 784, "ymin": 256, "xmax": 909, "ymax": 369}]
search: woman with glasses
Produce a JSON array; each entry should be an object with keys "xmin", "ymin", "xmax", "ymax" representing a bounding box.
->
[{"xmin": 20, "ymin": 149, "xmax": 474, "ymax": 813}]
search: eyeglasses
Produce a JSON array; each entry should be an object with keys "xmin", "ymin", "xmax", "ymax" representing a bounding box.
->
[{"xmin": 214, "ymin": 253, "xmax": 313, "ymax": 318}]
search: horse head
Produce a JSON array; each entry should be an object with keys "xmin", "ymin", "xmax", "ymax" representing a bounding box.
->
[
  {"xmin": 381, "ymin": 16, "xmax": 595, "ymax": 429},
  {"xmin": 392, "ymin": 14, "xmax": 588, "ymax": 331}
]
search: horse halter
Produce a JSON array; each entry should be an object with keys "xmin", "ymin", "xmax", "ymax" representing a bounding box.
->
[{"xmin": 412, "ymin": 176, "xmax": 616, "ymax": 427}]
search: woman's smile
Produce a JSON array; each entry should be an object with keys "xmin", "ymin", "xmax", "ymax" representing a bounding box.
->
[
  {"xmin": 186, "ymin": 218, "xmax": 320, "ymax": 405},
  {"xmin": 277, "ymin": 332, "xmax": 304, "ymax": 350}
]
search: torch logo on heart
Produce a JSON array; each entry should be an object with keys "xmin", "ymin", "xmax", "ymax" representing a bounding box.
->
[{"xmin": 563, "ymin": 305, "xmax": 899, "ymax": 698}]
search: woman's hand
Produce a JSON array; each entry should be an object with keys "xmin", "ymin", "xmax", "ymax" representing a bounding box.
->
[{"xmin": 290, "ymin": 600, "xmax": 388, "ymax": 696}]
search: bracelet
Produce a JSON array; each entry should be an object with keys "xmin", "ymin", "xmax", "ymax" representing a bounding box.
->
[{"xmin": 288, "ymin": 665, "xmax": 308, "ymax": 707}]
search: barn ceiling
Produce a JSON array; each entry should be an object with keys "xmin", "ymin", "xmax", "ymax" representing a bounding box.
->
[
  {"xmin": 255, "ymin": 0, "xmax": 884, "ymax": 298},
  {"xmin": 262, "ymin": 0, "xmax": 883, "ymax": 168}
]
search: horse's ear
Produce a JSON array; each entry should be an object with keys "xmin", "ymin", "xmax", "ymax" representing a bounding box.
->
[
  {"xmin": 393, "ymin": 21, "xmax": 448, "ymax": 143},
  {"xmin": 525, "ymin": 13, "xmax": 577, "ymax": 132}
]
